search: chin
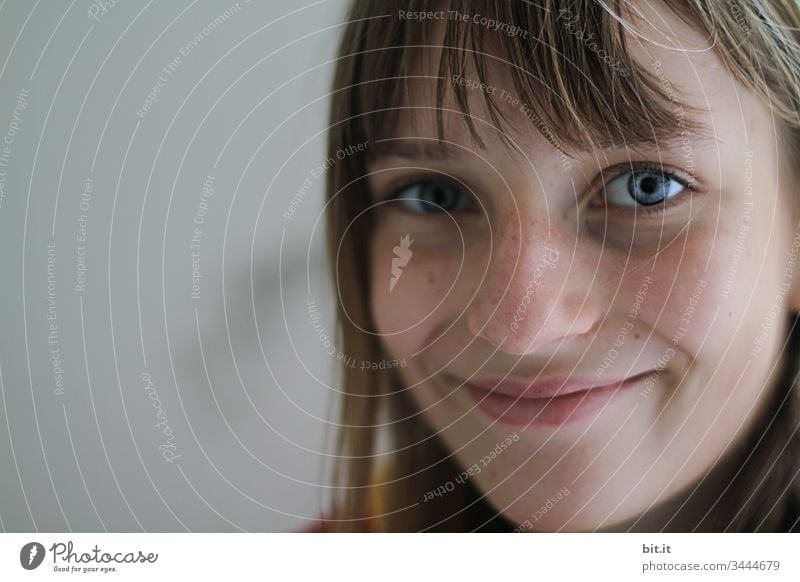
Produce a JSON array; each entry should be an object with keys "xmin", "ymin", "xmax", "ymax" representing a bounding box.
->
[{"xmin": 484, "ymin": 477, "xmax": 645, "ymax": 532}]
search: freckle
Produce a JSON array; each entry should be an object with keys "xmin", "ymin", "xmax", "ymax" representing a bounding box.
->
[
  {"xmin": 427, "ymin": 271, "xmax": 435, "ymax": 285},
  {"xmin": 729, "ymin": 312, "xmax": 732, "ymax": 317},
  {"xmin": 634, "ymin": 333, "xmax": 640, "ymax": 340}
]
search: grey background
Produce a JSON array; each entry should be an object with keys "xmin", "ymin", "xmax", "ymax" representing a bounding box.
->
[{"xmin": 0, "ymin": 0, "xmax": 349, "ymax": 532}]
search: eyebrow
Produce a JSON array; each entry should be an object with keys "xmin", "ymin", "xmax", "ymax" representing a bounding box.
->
[
  {"xmin": 369, "ymin": 130, "xmax": 718, "ymax": 164},
  {"xmin": 369, "ymin": 138, "xmax": 479, "ymax": 162}
]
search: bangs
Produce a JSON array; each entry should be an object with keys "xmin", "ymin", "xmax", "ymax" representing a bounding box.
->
[{"xmin": 333, "ymin": 0, "xmax": 709, "ymax": 156}]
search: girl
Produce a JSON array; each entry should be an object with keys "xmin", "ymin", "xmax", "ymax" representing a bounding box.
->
[{"xmin": 321, "ymin": 0, "xmax": 800, "ymax": 532}]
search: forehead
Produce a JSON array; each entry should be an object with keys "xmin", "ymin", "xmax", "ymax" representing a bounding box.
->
[{"xmin": 376, "ymin": 1, "xmax": 756, "ymax": 160}]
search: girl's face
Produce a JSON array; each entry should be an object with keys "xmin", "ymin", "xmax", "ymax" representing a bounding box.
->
[{"xmin": 365, "ymin": 4, "xmax": 800, "ymax": 530}]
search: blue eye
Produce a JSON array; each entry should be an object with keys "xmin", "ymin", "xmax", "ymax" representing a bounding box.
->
[
  {"xmin": 391, "ymin": 180, "xmax": 473, "ymax": 214},
  {"xmin": 604, "ymin": 169, "xmax": 687, "ymax": 207}
]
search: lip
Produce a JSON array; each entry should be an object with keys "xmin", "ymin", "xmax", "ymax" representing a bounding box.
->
[{"xmin": 462, "ymin": 370, "xmax": 653, "ymax": 427}]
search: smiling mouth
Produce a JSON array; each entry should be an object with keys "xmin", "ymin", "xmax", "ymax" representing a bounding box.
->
[{"xmin": 461, "ymin": 370, "xmax": 653, "ymax": 427}]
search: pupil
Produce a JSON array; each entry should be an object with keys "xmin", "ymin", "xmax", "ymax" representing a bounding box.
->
[
  {"xmin": 428, "ymin": 184, "xmax": 453, "ymax": 208},
  {"xmin": 629, "ymin": 171, "xmax": 669, "ymax": 206},
  {"xmin": 640, "ymin": 176, "xmax": 659, "ymax": 195}
]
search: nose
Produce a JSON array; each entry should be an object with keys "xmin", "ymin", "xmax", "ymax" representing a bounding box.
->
[{"xmin": 465, "ymin": 217, "xmax": 603, "ymax": 355}]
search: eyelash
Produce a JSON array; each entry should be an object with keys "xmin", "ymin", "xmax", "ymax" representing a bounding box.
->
[
  {"xmin": 382, "ymin": 175, "xmax": 477, "ymax": 214},
  {"xmin": 381, "ymin": 163, "xmax": 694, "ymax": 218},
  {"xmin": 593, "ymin": 162, "xmax": 694, "ymax": 219}
]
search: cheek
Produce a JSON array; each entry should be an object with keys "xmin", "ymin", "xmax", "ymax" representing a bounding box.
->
[
  {"xmin": 640, "ymin": 187, "xmax": 789, "ymax": 360},
  {"xmin": 638, "ymin": 188, "xmax": 792, "ymax": 425},
  {"xmin": 370, "ymin": 233, "xmax": 461, "ymax": 355},
  {"xmin": 640, "ymin": 235, "xmax": 717, "ymax": 353}
]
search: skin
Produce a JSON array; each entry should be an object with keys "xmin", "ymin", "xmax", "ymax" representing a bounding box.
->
[{"xmin": 364, "ymin": 3, "xmax": 800, "ymax": 531}]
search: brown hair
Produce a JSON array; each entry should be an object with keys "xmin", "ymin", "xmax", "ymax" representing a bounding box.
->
[{"xmin": 324, "ymin": 0, "xmax": 800, "ymax": 532}]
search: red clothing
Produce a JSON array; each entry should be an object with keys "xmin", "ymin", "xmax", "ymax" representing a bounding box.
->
[
  {"xmin": 297, "ymin": 466, "xmax": 387, "ymax": 532},
  {"xmin": 298, "ymin": 517, "xmax": 328, "ymax": 532}
]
